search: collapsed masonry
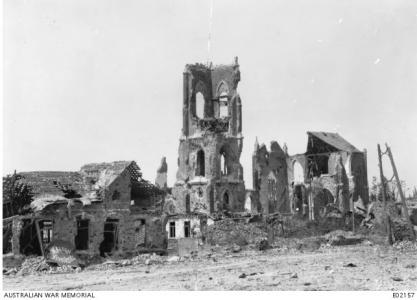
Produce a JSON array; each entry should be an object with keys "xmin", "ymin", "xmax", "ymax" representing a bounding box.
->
[
  {"xmin": 4, "ymin": 161, "xmax": 167, "ymax": 257},
  {"xmin": 163, "ymin": 58, "xmax": 370, "ymax": 250},
  {"xmin": 249, "ymin": 131, "xmax": 369, "ymax": 220}
]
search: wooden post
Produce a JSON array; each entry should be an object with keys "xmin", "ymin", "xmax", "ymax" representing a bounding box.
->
[
  {"xmin": 386, "ymin": 144, "xmax": 415, "ymax": 241},
  {"xmin": 351, "ymin": 195, "xmax": 355, "ymax": 234},
  {"xmin": 34, "ymin": 219, "xmax": 45, "ymax": 257},
  {"xmin": 377, "ymin": 144, "xmax": 393, "ymax": 245}
]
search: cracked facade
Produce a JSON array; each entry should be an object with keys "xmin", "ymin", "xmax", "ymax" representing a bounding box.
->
[
  {"xmin": 172, "ymin": 57, "xmax": 246, "ymax": 216},
  {"xmin": 7, "ymin": 161, "xmax": 166, "ymax": 257},
  {"xmin": 251, "ymin": 131, "xmax": 369, "ymax": 220}
]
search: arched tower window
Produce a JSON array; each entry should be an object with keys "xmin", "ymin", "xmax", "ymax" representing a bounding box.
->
[
  {"xmin": 196, "ymin": 92, "xmax": 205, "ymax": 119},
  {"xmin": 220, "ymin": 147, "xmax": 228, "ymax": 176},
  {"xmin": 196, "ymin": 149, "xmax": 205, "ymax": 176},
  {"xmin": 293, "ymin": 161, "xmax": 304, "ymax": 184},
  {"xmin": 223, "ymin": 191, "xmax": 230, "ymax": 210},
  {"xmin": 185, "ymin": 194, "xmax": 191, "ymax": 213},
  {"xmin": 219, "ymin": 92, "xmax": 228, "ymax": 118}
]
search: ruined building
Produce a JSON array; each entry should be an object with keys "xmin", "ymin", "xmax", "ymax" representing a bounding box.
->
[
  {"xmin": 4, "ymin": 161, "xmax": 166, "ymax": 257},
  {"xmin": 250, "ymin": 140, "xmax": 291, "ymax": 215},
  {"xmin": 172, "ymin": 57, "xmax": 246, "ymax": 215},
  {"xmin": 251, "ymin": 132, "xmax": 369, "ymax": 220}
]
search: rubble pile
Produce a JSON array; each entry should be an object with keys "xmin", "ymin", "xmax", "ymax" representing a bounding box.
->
[
  {"xmin": 16, "ymin": 256, "xmax": 50, "ymax": 276},
  {"xmin": 45, "ymin": 240, "xmax": 79, "ymax": 267},
  {"xmin": 368, "ymin": 201, "xmax": 416, "ymax": 241},
  {"xmin": 324, "ymin": 230, "xmax": 363, "ymax": 246},
  {"xmin": 393, "ymin": 240, "xmax": 417, "ymax": 252},
  {"xmin": 205, "ymin": 219, "xmax": 267, "ymax": 246},
  {"xmin": 283, "ymin": 216, "xmax": 346, "ymax": 238},
  {"xmin": 85, "ymin": 253, "xmax": 166, "ymax": 271}
]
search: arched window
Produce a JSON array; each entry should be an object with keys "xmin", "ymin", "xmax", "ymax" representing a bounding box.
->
[
  {"xmin": 219, "ymin": 92, "xmax": 228, "ymax": 118},
  {"xmin": 220, "ymin": 146, "xmax": 228, "ymax": 176},
  {"xmin": 293, "ymin": 161, "xmax": 304, "ymax": 184},
  {"xmin": 196, "ymin": 149, "xmax": 205, "ymax": 176},
  {"xmin": 196, "ymin": 92, "xmax": 205, "ymax": 119},
  {"xmin": 185, "ymin": 194, "xmax": 191, "ymax": 213},
  {"xmin": 223, "ymin": 191, "xmax": 230, "ymax": 210},
  {"xmin": 220, "ymin": 152, "xmax": 227, "ymax": 175}
]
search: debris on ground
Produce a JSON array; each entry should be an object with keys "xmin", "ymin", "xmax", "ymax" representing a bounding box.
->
[
  {"xmin": 393, "ymin": 241, "xmax": 417, "ymax": 252},
  {"xmin": 205, "ymin": 219, "xmax": 267, "ymax": 246},
  {"xmin": 324, "ymin": 230, "xmax": 363, "ymax": 246},
  {"xmin": 16, "ymin": 257, "xmax": 51, "ymax": 276},
  {"xmin": 343, "ymin": 263, "xmax": 357, "ymax": 268},
  {"xmin": 167, "ymin": 256, "xmax": 180, "ymax": 262},
  {"xmin": 45, "ymin": 240, "xmax": 80, "ymax": 267},
  {"xmin": 231, "ymin": 244, "xmax": 242, "ymax": 253},
  {"xmin": 392, "ymin": 277, "xmax": 403, "ymax": 282},
  {"xmin": 295, "ymin": 237, "xmax": 324, "ymax": 251},
  {"xmin": 257, "ymin": 239, "xmax": 270, "ymax": 251},
  {"xmin": 290, "ymin": 273, "xmax": 298, "ymax": 279}
]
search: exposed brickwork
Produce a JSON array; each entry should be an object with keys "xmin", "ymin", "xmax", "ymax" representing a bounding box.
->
[
  {"xmin": 252, "ymin": 141, "xmax": 290, "ymax": 214},
  {"xmin": 173, "ymin": 58, "xmax": 245, "ymax": 215}
]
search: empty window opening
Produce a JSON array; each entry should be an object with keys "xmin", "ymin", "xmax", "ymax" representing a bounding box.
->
[
  {"xmin": 219, "ymin": 93, "xmax": 228, "ymax": 118},
  {"xmin": 220, "ymin": 150, "xmax": 228, "ymax": 176},
  {"xmin": 293, "ymin": 161, "xmax": 304, "ymax": 183},
  {"xmin": 100, "ymin": 218, "xmax": 119, "ymax": 257},
  {"xmin": 184, "ymin": 221, "xmax": 191, "ymax": 238},
  {"xmin": 196, "ymin": 92, "xmax": 205, "ymax": 119},
  {"xmin": 185, "ymin": 194, "xmax": 191, "ymax": 213},
  {"xmin": 19, "ymin": 219, "xmax": 42, "ymax": 256},
  {"xmin": 268, "ymin": 179, "xmax": 276, "ymax": 200},
  {"xmin": 3, "ymin": 221, "xmax": 13, "ymax": 254},
  {"xmin": 196, "ymin": 149, "xmax": 205, "ymax": 176},
  {"xmin": 134, "ymin": 219, "xmax": 146, "ymax": 247},
  {"xmin": 309, "ymin": 155, "xmax": 329, "ymax": 177},
  {"xmin": 293, "ymin": 185, "xmax": 304, "ymax": 214},
  {"xmin": 112, "ymin": 190, "xmax": 120, "ymax": 201},
  {"xmin": 3, "ymin": 202, "xmax": 13, "ymax": 218},
  {"xmin": 223, "ymin": 191, "xmax": 230, "ymax": 210},
  {"xmin": 75, "ymin": 218, "xmax": 89, "ymax": 250},
  {"xmin": 39, "ymin": 220, "xmax": 53, "ymax": 245},
  {"xmin": 169, "ymin": 221, "xmax": 176, "ymax": 238},
  {"xmin": 213, "ymin": 99, "xmax": 220, "ymax": 118}
]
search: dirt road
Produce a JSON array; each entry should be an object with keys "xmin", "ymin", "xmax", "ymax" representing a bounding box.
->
[{"xmin": 3, "ymin": 244, "xmax": 417, "ymax": 290}]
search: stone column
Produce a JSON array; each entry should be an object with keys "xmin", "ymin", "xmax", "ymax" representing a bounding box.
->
[{"xmin": 183, "ymin": 71, "xmax": 190, "ymax": 137}]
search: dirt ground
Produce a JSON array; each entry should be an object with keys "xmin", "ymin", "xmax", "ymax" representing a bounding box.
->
[{"xmin": 3, "ymin": 244, "xmax": 417, "ymax": 291}]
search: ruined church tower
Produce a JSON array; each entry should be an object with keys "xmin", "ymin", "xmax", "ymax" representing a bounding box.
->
[{"xmin": 172, "ymin": 57, "xmax": 246, "ymax": 214}]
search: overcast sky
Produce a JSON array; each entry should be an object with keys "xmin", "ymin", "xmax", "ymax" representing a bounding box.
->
[{"xmin": 4, "ymin": 0, "xmax": 417, "ymax": 195}]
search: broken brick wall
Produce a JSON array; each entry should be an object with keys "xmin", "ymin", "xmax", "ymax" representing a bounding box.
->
[
  {"xmin": 173, "ymin": 132, "xmax": 245, "ymax": 214},
  {"xmin": 30, "ymin": 201, "xmax": 166, "ymax": 257},
  {"xmin": 252, "ymin": 141, "xmax": 290, "ymax": 215}
]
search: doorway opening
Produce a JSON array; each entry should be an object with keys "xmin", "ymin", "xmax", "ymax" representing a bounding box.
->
[{"xmin": 100, "ymin": 218, "xmax": 119, "ymax": 257}]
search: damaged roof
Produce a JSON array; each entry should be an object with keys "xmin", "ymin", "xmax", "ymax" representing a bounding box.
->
[
  {"xmin": 19, "ymin": 161, "xmax": 143, "ymax": 212},
  {"xmin": 307, "ymin": 131, "xmax": 360, "ymax": 153},
  {"xmin": 19, "ymin": 171, "xmax": 84, "ymax": 198}
]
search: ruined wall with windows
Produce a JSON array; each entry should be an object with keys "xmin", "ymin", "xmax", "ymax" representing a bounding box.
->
[
  {"xmin": 285, "ymin": 132, "xmax": 369, "ymax": 219},
  {"xmin": 7, "ymin": 161, "xmax": 167, "ymax": 257},
  {"xmin": 252, "ymin": 140, "xmax": 290, "ymax": 215},
  {"xmin": 172, "ymin": 58, "xmax": 246, "ymax": 216}
]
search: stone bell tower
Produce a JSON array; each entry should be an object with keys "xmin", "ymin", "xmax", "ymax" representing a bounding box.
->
[{"xmin": 172, "ymin": 57, "xmax": 246, "ymax": 215}]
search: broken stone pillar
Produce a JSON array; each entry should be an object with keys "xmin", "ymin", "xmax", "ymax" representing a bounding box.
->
[
  {"xmin": 12, "ymin": 217, "xmax": 23, "ymax": 255},
  {"xmin": 335, "ymin": 154, "xmax": 349, "ymax": 213},
  {"xmin": 155, "ymin": 157, "xmax": 168, "ymax": 189}
]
